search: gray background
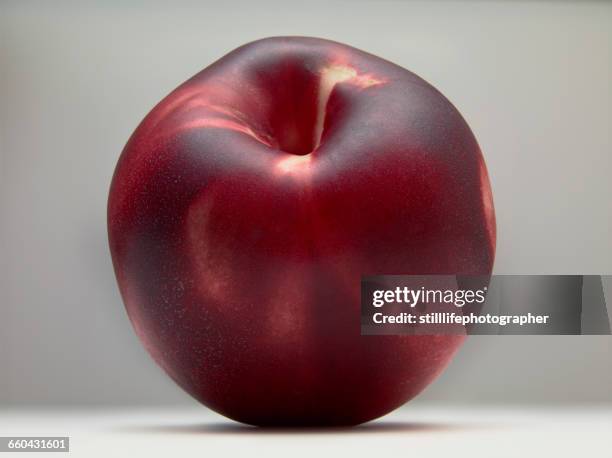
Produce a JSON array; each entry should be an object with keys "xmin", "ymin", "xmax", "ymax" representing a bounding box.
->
[{"xmin": 1, "ymin": 0, "xmax": 611, "ymax": 407}]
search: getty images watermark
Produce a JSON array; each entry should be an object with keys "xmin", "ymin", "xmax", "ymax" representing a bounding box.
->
[{"xmin": 361, "ymin": 275, "xmax": 611, "ymax": 335}]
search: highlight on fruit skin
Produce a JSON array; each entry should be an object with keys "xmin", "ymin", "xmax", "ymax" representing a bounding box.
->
[{"xmin": 108, "ymin": 36, "xmax": 496, "ymax": 426}]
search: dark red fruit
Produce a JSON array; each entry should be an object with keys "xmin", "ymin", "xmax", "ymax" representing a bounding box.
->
[{"xmin": 108, "ymin": 37, "xmax": 496, "ymax": 426}]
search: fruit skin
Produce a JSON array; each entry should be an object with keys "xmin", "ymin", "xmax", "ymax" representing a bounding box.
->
[{"xmin": 108, "ymin": 36, "xmax": 496, "ymax": 426}]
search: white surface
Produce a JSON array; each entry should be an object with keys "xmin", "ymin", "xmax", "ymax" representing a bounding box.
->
[{"xmin": 1, "ymin": 406, "xmax": 610, "ymax": 457}]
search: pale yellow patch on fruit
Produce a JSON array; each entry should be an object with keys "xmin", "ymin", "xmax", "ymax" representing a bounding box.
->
[
  {"xmin": 314, "ymin": 65, "xmax": 385, "ymax": 149},
  {"xmin": 275, "ymin": 154, "xmax": 313, "ymax": 175}
]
